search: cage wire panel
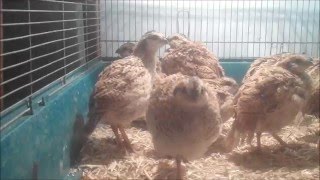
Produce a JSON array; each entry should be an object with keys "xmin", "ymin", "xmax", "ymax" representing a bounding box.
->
[
  {"xmin": 0, "ymin": 0, "xmax": 101, "ymax": 125},
  {"xmin": 101, "ymin": 0, "xmax": 320, "ymax": 59}
]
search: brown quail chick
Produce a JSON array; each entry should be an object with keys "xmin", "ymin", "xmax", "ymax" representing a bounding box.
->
[
  {"xmin": 304, "ymin": 59, "xmax": 319, "ymax": 117},
  {"xmin": 115, "ymin": 42, "xmax": 136, "ymax": 58},
  {"xmin": 147, "ymin": 74, "xmax": 222, "ymax": 179},
  {"xmin": 203, "ymin": 78, "xmax": 238, "ymax": 122},
  {"xmin": 94, "ymin": 31, "xmax": 167, "ymax": 153},
  {"xmin": 242, "ymin": 53, "xmax": 301, "ymax": 83},
  {"xmin": 203, "ymin": 77, "xmax": 239, "ymax": 95},
  {"xmin": 226, "ymin": 55, "xmax": 313, "ymax": 152},
  {"xmin": 166, "ymin": 33, "xmax": 190, "ymax": 50},
  {"xmin": 162, "ymin": 34, "xmax": 225, "ymax": 79}
]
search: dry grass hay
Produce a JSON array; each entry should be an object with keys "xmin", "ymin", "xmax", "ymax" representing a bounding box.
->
[{"xmin": 68, "ymin": 116, "xmax": 319, "ymax": 180}]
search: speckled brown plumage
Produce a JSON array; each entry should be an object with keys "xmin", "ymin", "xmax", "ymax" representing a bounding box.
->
[
  {"xmin": 203, "ymin": 78, "xmax": 238, "ymax": 122},
  {"xmin": 305, "ymin": 59, "xmax": 320, "ymax": 117},
  {"xmin": 115, "ymin": 42, "xmax": 136, "ymax": 58},
  {"xmin": 147, "ymin": 74, "xmax": 222, "ymax": 179},
  {"xmin": 94, "ymin": 31, "xmax": 167, "ymax": 153},
  {"xmin": 242, "ymin": 53, "xmax": 299, "ymax": 83},
  {"xmin": 94, "ymin": 57, "xmax": 153, "ymax": 125},
  {"xmin": 162, "ymin": 41, "xmax": 224, "ymax": 79},
  {"xmin": 226, "ymin": 55, "xmax": 313, "ymax": 151}
]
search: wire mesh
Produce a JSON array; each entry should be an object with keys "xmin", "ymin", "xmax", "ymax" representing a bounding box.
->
[
  {"xmin": 0, "ymin": 0, "xmax": 101, "ymax": 117},
  {"xmin": 100, "ymin": 0, "xmax": 320, "ymax": 59},
  {"xmin": 1, "ymin": 0, "xmax": 320, "ymax": 125}
]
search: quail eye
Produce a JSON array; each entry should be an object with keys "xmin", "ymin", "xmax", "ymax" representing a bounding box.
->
[
  {"xmin": 201, "ymin": 88, "xmax": 206, "ymax": 94},
  {"xmin": 173, "ymin": 87, "xmax": 185, "ymax": 96}
]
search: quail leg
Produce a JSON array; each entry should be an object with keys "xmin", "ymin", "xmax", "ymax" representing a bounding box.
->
[
  {"xmin": 271, "ymin": 133, "xmax": 288, "ymax": 147},
  {"xmin": 247, "ymin": 132, "xmax": 255, "ymax": 146},
  {"xmin": 119, "ymin": 126, "xmax": 134, "ymax": 153},
  {"xmin": 111, "ymin": 125, "xmax": 125, "ymax": 151},
  {"xmin": 256, "ymin": 132, "xmax": 262, "ymax": 152},
  {"xmin": 240, "ymin": 133, "xmax": 246, "ymax": 145},
  {"xmin": 176, "ymin": 157, "xmax": 183, "ymax": 180}
]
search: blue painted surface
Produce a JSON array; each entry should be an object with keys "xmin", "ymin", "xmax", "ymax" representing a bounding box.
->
[
  {"xmin": 1, "ymin": 61, "xmax": 106, "ymax": 179},
  {"xmin": 1, "ymin": 60, "xmax": 250, "ymax": 179},
  {"xmin": 221, "ymin": 62, "xmax": 252, "ymax": 83}
]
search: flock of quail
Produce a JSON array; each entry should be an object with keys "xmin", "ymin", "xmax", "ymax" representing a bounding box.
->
[{"xmin": 93, "ymin": 31, "xmax": 319, "ymax": 179}]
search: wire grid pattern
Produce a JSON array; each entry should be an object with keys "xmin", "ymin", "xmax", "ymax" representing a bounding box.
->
[
  {"xmin": 0, "ymin": 0, "xmax": 101, "ymax": 115},
  {"xmin": 100, "ymin": 0, "xmax": 320, "ymax": 59}
]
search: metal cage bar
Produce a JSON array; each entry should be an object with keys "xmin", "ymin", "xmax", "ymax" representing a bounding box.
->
[
  {"xmin": 101, "ymin": 0, "xmax": 319, "ymax": 59},
  {"xmin": 1, "ymin": 0, "xmax": 101, "ymax": 118}
]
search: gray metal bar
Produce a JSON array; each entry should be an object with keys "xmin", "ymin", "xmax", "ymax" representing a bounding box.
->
[
  {"xmin": 194, "ymin": 0, "xmax": 196, "ymax": 40},
  {"xmin": 276, "ymin": 0, "xmax": 280, "ymax": 54},
  {"xmin": 218, "ymin": 1, "xmax": 221, "ymax": 57},
  {"xmin": 236, "ymin": 0, "xmax": 239, "ymax": 57},
  {"xmin": 158, "ymin": 0, "xmax": 161, "ymax": 56},
  {"xmin": 111, "ymin": 0, "xmax": 114, "ymax": 55},
  {"xmin": 1, "ymin": 29, "xmax": 100, "ymax": 57},
  {"xmin": 253, "ymin": 1, "xmax": 257, "ymax": 57},
  {"xmin": 304, "ymin": 0, "xmax": 311, "ymax": 54},
  {"xmin": 105, "ymin": 40, "xmax": 318, "ymax": 44},
  {"xmin": 116, "ymin": 0, "xmax": 119, "ymax": 49},
  {"xmin": 104, "ymin": 0, "xmax": 108, "ymax": 57},
  {"xmin": 300, "ymin": 0, "xmax": 306, "ymax": 53},
  {"xmin": 229, "ymin": 1, "xmax": 233, "ymax": 58},
  {"xmin": 0, "ymin": 108, "xmax": 30, "ymax": 131},
  {"xmin": 188, "ymin": 1, "xmax": 190, "ymax": 38},
  {"xmin": 39, "ymin": 0, "xmax": 96, "ymax": 6},
  {"xmin": 0, "ymin": 54, "xmax": 101, "ymax": 120},
  {"xmin": 146, "ymin": 0, "xmax": 149, "ymax": 31},
  {"xmin": 141, "ymin": 0, "xmax": 143, "ymax": 37},
  {"xmin": 62, "ymin": 2, "xmax": 67, "ymax": 83},
  {"xmin": 241, "ymin": 0, "xmax": 244, "ymax": 59},
  {"xmin": 98, "ymin": 0, "xmax": 101, "ymax": 58},
  {"xmin": 123, "ymin": 0, "xmax": 125, "ymax": 42},
  {"xmin": 176, "ymin": 0, "xmax": 178, "ymax": 34},
  {"xmin": 1, "ymin": 18, "xmax": 99, "ymax": 27},
  {"xmin": 281, "ymin": 0, "xmax": 287, "ymax": 53},
  {"xmin": 1, "ymin": 45, "xmax": 100, "ymax": 100},
  {"xmin": 1, "ymin": 23, "xmax": 99, "ymax": 42},
  {"xmin": 27, "ymin": 0, "xmax": 33, "ymax": 96},
  {"xmin": 259, "ymin": 0, "xmax": 263, "ymax": 57},
  {"xmin": 2, "ymin": 36, "xmax": 99, "ymax": 72},
  {"xmin": 183, "ymin": 0, "xmax": 185, "ymax": 35},
  {"xmin": 293, "ymin": 0, "xmax": 299, "ymax": 52},
  {"xmin": 200, "ymin": 0, "xmax": 203, "ymax": 42},
  {"xmin": 1, "ymin": 40, "xmax": 99, "ymax": 86},
  {"xmin": 288, "ymin": 0, "xmax": 293, "ymax": 52},
  {"xmin": 153, "ymin": 0, "xmax": 155, "ymax": 30},
  {"xmin": 212, "ymin": 1, "xmax": 215, "ymax": 52},
  {"xmin": 247, "ymin": 1, "xmax": 251, "ymax": 58},
  {"xmin": 264, "ymin": 0, "xmax": 268, "ymax": 56},
  {"xmin": 135, "ymin": 0, "xmax": 137, "ymax": 43},
  {"xmin": 310, "ymin": 0, "xmax": 317, "ymax": 56},
  {"xmin": 128, "ymin": 0, "xmax": 130, "ymax": 41},
  {"xmin": 224, "ymin": 1, "xmax": 227, "ymax": 57},
  {"xmin": 1, "ymin": 9, "xmax": 100, "ymax": 13},
  {"xmin": 270, "ymin": 0, "xmax": 275, "ymax": 55}
]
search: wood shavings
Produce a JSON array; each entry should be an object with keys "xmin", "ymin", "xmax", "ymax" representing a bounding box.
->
[{"xmin": 69, "ymin": 116, "xmax": 319, "ymax": 180}]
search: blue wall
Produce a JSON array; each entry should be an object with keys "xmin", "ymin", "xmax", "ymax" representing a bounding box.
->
[
  {"xmin": 0, "ymin": 61, "xmax": 250, "ymax": 179},
  {"xmin": 1, "ymin": 62, "xmax": 106, "ymax": 179}
]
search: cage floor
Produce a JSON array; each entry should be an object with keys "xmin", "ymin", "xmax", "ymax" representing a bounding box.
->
[{"xmin": 69, "ymin": 116, "xmax": 319, "ymax": 180}]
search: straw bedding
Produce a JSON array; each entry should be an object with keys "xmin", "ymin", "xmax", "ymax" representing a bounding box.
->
[{"xmin": 69, "ymin": 115, "xmax": 319, "ymax": 180}]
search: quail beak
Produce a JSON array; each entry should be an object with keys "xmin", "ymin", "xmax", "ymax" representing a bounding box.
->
[
  {"xmin": 189, "ymin": 88, "xmax": 201, "ymax": 101},
  {"xmin": 303, "ymin": 60, "xmax": 313, "ymax": 68},
  {"xmin": 162, "ymin": 38, "xmax": 169, "ymax": 44}
]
